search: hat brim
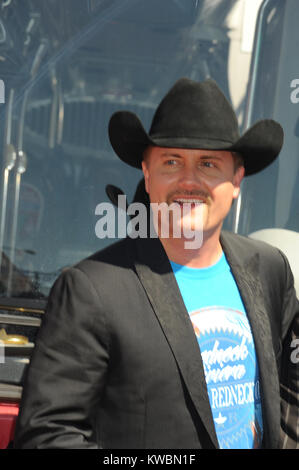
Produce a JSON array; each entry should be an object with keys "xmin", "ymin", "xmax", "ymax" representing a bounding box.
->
[{"xmin": 108, "ymin": 111, "xmax": 283, "ymax": 176}]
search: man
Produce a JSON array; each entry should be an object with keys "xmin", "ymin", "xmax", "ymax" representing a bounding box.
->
[{"xmin": 14, "ymin": 78, "xmax": 298, "ymax": 449}]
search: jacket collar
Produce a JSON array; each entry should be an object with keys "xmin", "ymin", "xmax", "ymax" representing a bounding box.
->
[{"xmin": 132, "ymin": 232, "xmax": 280, "ymax": 449}]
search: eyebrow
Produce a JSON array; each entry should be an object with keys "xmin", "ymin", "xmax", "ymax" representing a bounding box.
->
[
  {"xmin": 161, "ymin": 152, "xmax": 182, "ymax": 158},
  {"xmin": 200, "ymin": 155, "xmax": 224, "ymax": 161}
]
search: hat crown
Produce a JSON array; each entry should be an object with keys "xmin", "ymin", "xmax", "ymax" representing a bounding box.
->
[
  {"xmin": 149, "ymin": 78, "xmax": 240, "ymax": 145},
  {"xmin": 108, "ymin": 77, "xmax": 283, "ymax": 175}
]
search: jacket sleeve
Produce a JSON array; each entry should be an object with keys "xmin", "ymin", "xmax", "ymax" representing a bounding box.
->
[
  {"xmin": 279, "ymin": 251, "xmax": 299, "ymax": 449},
  {"xmin": 14, "ymin": 266, "xmax": 109, "ymax": 449}
]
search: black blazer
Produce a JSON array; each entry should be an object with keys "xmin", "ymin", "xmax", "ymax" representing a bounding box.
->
[{"xmin": 14, "ymin": 231, "xmax": 299, "ymax": 449}]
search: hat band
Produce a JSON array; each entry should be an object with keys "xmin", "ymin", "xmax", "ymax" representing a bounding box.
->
[{"xmin": 149, "ymin": 135, "xmax": 235, "ymax": 150}]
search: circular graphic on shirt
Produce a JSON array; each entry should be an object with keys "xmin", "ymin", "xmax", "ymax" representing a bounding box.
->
[{"xmin": 190, "ymin": 307, "xmax": 263, "ymax": 449}]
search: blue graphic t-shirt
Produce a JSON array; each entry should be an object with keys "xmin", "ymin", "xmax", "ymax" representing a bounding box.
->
[{"xmin": 170, "ymin": 253, "xmax": 263, "ymax": 449}]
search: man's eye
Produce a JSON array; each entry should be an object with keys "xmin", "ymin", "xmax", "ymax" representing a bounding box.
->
[
  {"xmin": 201, "ymin": 161, "xmax": 215, "ymax": 168},
  {"xmin": 165, "ymin": 159, "xmax": 178, "ymax": 166}
]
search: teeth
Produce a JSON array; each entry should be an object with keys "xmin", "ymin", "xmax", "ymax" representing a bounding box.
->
[{"xmin": 174, "ymin": 199, "xmax": 204, "ymax": 204}]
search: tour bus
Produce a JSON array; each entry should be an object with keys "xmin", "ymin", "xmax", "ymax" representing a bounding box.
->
[{"xmin": 0, "ymin": 0, "xmax": 298, "ymax": 448}]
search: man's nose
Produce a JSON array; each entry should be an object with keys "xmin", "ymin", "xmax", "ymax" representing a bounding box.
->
[{"xmin": 177, "ymin": 164, "xmax": 203, "ymax": 190}]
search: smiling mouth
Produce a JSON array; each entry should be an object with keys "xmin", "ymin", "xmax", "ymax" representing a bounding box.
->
[{"xmin": 172, "ymin": 198, "xmax": 206, "ymax": 206}]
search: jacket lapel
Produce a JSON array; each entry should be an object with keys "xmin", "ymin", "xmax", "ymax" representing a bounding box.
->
[
  {"xmin": 133, "ymin": 236, "xmax": 219, "ymax": 448},
  {"xmin": 220, "ymin": 232, "xmax": 280, "ymax": 448}
]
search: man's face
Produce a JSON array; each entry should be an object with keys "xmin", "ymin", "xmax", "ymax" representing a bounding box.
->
[{"xmin": 141, "ymin": 146, "xmax": 244, "ymax": 238}]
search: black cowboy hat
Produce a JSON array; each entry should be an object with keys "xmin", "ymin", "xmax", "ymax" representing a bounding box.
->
[{"xmin": 108, "ymin": 78, "xmax": 283, "ymax": 176}]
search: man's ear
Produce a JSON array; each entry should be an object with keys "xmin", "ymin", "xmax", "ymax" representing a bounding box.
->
[
  {"xmin": 141, "ymin": 160, "xmax": 149, "ymax": 194},
  {"xmin": 232, "ymin": 165, "xmax": 245, "ymax": 199}
]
